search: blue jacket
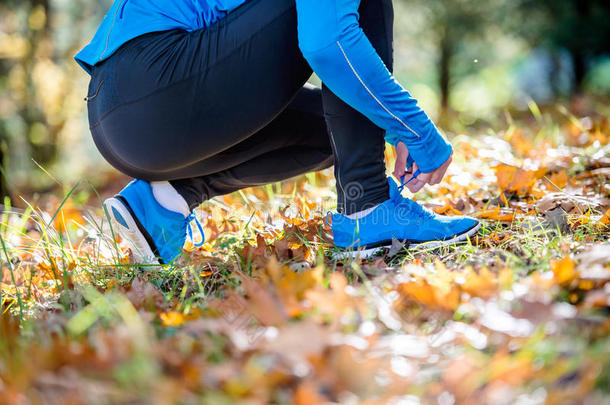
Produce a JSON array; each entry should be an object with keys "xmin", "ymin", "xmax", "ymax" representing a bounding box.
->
[{"xmin": 75, "ymin": 0, "xmax": 452, "ymax": 173}]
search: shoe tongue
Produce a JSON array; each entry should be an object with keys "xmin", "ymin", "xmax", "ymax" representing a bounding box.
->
[
  {"xmin": 393, "ymin": 190, "xmax": 430, "ymax": 216},
  {"xmin": 388, "ymin": 177, "xmax": 402, "ymax": 201},
  {"xmin": 388, "ymin": 177, "xmax": 432, "ymax": 217}
]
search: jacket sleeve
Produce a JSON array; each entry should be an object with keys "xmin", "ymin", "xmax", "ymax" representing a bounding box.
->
[{"xmin": 295, "ymin": 0, "xmax": 452, "ymax": 173}]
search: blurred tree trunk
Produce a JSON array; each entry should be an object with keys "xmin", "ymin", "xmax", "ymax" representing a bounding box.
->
[
  {"xmin": 548, "ymin": 51, "xmax": 562, "ymax": 98},
  {"xmin": 438, "ymin": 31, "xmax": 453, "ymax": 125},
  {"xmin": 571, "ymin": 50, "xmax": 586, "ymax": 94},
  {"xmin": 20, "ymin": 0, "xmax": 58, "ymax": 168},
  {"xmin": 0, "ymin": 129, "xmax": 9, "ymax": 200},
  {"xmin": 0, "ymin": 56, "xmax": 11, "ymax": 199},
  {"xmin": 571, "ymin": 0, "xmax": 589, "ymax": 95}
]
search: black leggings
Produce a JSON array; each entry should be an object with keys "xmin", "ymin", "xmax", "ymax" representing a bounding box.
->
[{"xmin": 86, "ymin": 0, "xmax": 393, "ymax": 215}]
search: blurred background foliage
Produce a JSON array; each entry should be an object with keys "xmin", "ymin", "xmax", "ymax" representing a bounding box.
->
[{"xmin": 0, "ymin": 0, "xmax": 609, "ymax": 201}]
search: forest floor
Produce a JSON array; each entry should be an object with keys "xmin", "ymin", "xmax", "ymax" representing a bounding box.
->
[{"xmin": 1, "ymin": 109, "xmax": 609, "ymax": 405}]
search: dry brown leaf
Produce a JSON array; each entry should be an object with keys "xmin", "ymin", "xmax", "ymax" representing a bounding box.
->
[
  {"xmin": 241, "ymin": 276, "xmax": 287, "ymax": 326},
  {"xmin": 576, "ymin": 244, "xmax": 610, "ymax": 283},
  {"xmin": 536, "ymin": 192, "xmax": 606, "ymax": 214},
  {"xmin": 261, "ymin": 320, "xmax": 331, "ymax": 366},
  {"xmin": 124, "ymin": 278, "xmax": 167, "ymax": 311},
  {"xmin": 241, "ymin": 234, "xmax": 272, "ymax": 268},
  {"xmin": 494, "ymin": 164, "xmax": 546, "ymax": 196}
]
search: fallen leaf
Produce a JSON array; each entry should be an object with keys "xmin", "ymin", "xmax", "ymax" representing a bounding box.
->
[
  {"xmin": 537, "ymin": 192, "xmax": 605, "ymax": 215},
  {"xmin": 576, "ymin": 244, "xmax": 610, "ymax": 282},
  {"xmin": 494, "ymin": 164, "xmax": 546, "ymax": 196},
  {"xmin": 241, "ymin": 276, "xmax": 287, "ymax": 326},
  {"xmin": 551, "ymin": 256, "xmax": 577, "ymax": 286},
  {"xmin": 124, "ymin": 278, "xmax": 167, "ymax": 311},
  {"xmin": 461, "ymin": 267, "xmax": 498, "ymax": 298},
  {"xmin": 160, "ymin": 311, "xmax": 186, "ymax": 327},
  {"xmin": 474, "ymin": 207, "xmax": 515, "ymax": 222}
]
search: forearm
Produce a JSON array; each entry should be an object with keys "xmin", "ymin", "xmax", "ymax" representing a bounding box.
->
[{"xmin": 296, "ymin": 0, "xmax": 452, "ymax": 173}]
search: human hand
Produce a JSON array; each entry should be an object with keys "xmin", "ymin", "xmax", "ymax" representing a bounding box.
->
[{"xmin": 393, "ymin": 141, "xmax": 452, "ymax": 193}]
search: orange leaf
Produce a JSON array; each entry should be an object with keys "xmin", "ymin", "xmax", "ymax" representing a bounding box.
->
[
  {"xmin": 461, "ymin": 267, "xmax": 497, "ymax": 298},
  {"xmin": 599, "ymin": 209, "xmax": 610, "ymax": 227},
  {"xmin": 160, "ymin": 311, "xmax": 186, "ymax": 327},
  {"xmin": 397, "ymin": 279, "xmax": 460, "ymax": 311},
  {"xmin": 505, "ymin": 128, "xmax": 534, "ymax": 156},
  {"xmin": 551, "ymin": 256, "xmax": 577, "ymax": 286},
  {"xmin": 474, "ymin": 206, "xmax": 515, "ymax": 222},
  {"xmin": 294, "ymin": 382, "xmax": 326, "ymax": 405},
  {"xmin": 433, "ymin": 203, "xmax": 463, "ymax": 216},
  {"xmin": 547, "ymin": 170, "xmax": 568, "ymax": 189},
  {"xmin": 494, "ymin": 164, "xmax": 546, "ymax": 195}
]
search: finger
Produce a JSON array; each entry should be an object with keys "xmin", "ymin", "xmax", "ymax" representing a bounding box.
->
[
  {"xmin": 432, "ymin": 156, "xmax": 452, "ymax": 184},
  {"xmin": 393, "ymin": 156, "xmax": 406, "ymax": 180},
  {"xmin": 393, "ymin": 142, "xmax": 409, "ymax": 179},
  {"xmin": 406, "ymin": 180, "xmax": 419, "ymax": 193},
  {"xmin": 431, "ymin": 167, "xmax": 447, "ymax": 184},
  {"xmin": 418, "ymin": 171, "xmax": 432, "ymax": 185},
  {"xmin": 402, "ymin": 170, "xmax": 416, "ymax": 185},
  {"xmin": 404, "ymin": 162, "xmax": 419, "ymax": 182},
  {"xmin": 408, "ymin": 179, "xmax": 426, "ymax": 193},
  {"xmin": 404, "ymin": 165, "xmax": 429, "ymax": 192},
  {"xmin": 429, "ymin": 169, "xmax": 445, "ymax": 185},
  {"xmin": 407, "ymin": 172, "xmax": 428, "ymax": 192}
]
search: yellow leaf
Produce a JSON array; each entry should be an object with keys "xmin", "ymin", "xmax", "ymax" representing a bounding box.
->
[
  {"xmin": 224, "ymin": 379, "xmax": 250, "ymax": 397},
  {"xmin": 498, "ymin": 267, "xmax": 514, "ymax": 289},
  {"xmin": 160, "ymin": 311, "xmax": 186, "ymax": 327},
  {"xmin": 551, "ymin": 256, "xmax": 577, "ymax": 286}
]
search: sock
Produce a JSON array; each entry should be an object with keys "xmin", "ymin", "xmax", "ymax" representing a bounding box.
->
[
  {"xmin": 151, "ymin": 181, "xmax": 190, "ymax": 217},
  {"xmin": 345, "ymin": 203, "xmax": 380, "ymax": 219}
]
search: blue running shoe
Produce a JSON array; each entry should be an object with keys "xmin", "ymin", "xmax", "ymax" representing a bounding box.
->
[
  {"xmin": 331, "ymin": 178, "xmax": 480, "ymax": 258},
  {"xmin": 103, "ymin": 180, "xmax": 204, "ymax": 264}
]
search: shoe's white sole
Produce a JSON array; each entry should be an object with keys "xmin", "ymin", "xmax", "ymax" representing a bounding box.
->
[
  {"xmin": 103, "ymin": 197, "xmax": 160, "ymax": 265},
  {"xmin": 332, "ymin": 222, "xmax": 482, "ymax": 260}
]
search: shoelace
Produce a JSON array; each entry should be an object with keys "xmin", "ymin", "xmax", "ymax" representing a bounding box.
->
[
  {"xmin": 186, "ymin": 212, "xmax": 205, "ymax": 247},
  {"xmin": 398, "ymin": 169, "xmax": 421, "ymax": 195},
  {"xmin": 395, "ymin": 170, "xmax": 435, "ymax": 221}
]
